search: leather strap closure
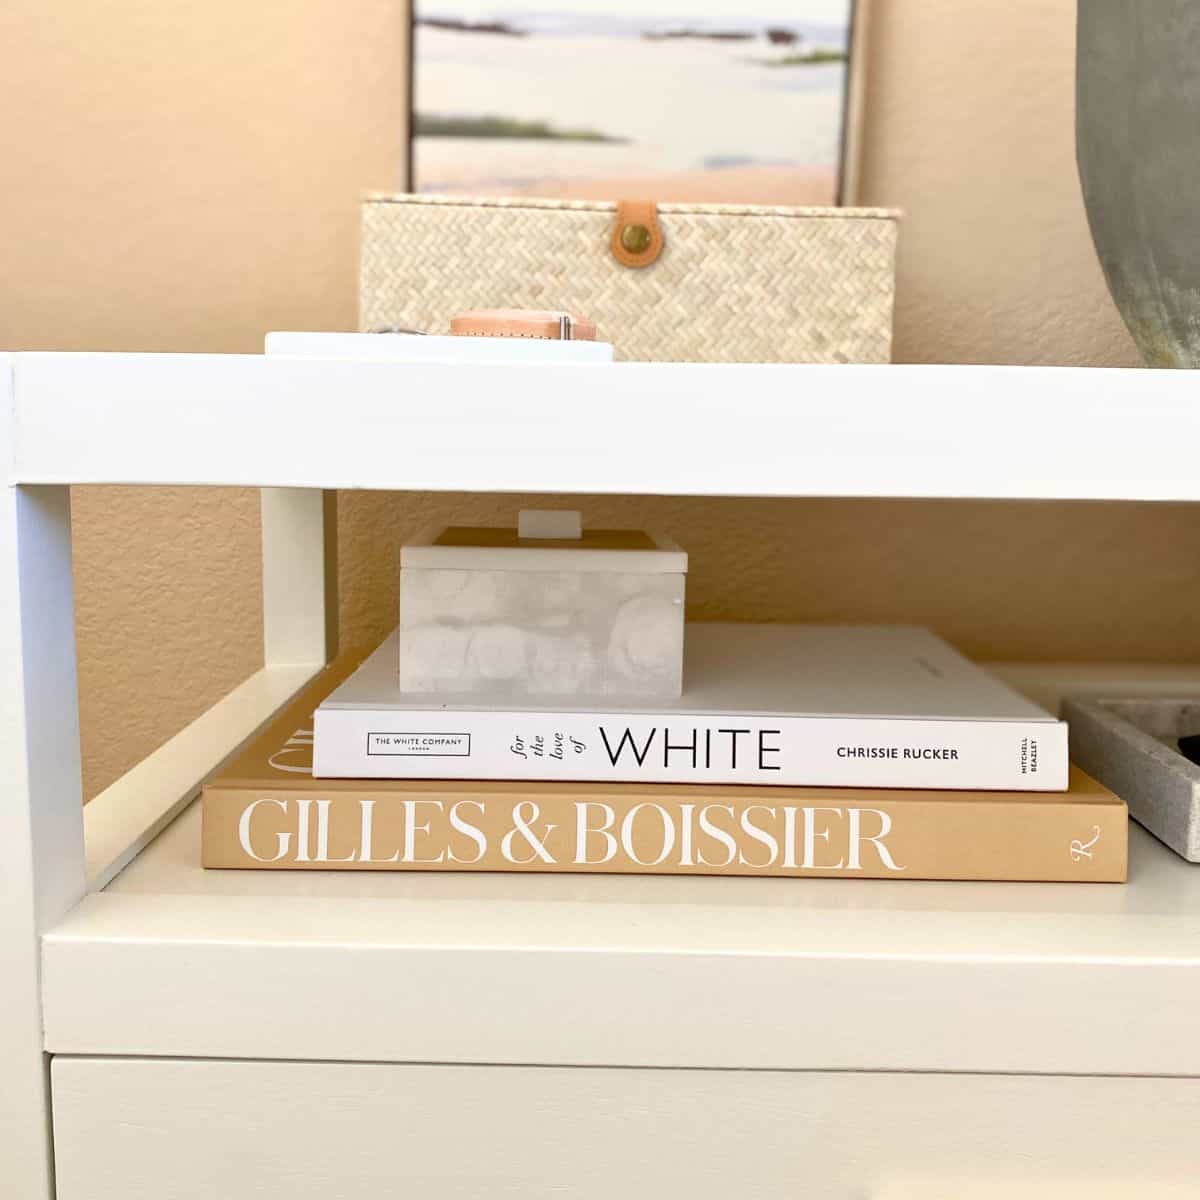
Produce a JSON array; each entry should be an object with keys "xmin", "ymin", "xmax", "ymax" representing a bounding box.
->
[{"xmin": 610, "ymin": 199, "xmax": 664, "ymax": 269}]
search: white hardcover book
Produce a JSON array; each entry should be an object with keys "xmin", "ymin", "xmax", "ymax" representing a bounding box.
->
[{"xmin": 314, "ymin": 624, "xmax": 1068, "ymax": 790}]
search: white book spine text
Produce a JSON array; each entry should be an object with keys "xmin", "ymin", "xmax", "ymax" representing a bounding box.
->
[{"xmin": 314, "ymin": 710, "xmax": 1069, "ymax": 791}]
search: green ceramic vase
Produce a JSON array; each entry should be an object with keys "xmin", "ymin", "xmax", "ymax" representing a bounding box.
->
[{"xmin": 1076, "ymin": 1, "xmax": 1200, "ymax": 366}]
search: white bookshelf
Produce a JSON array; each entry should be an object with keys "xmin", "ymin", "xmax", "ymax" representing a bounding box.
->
[
  {"xmin": 12, "ymin": 352, "xmax": 1200, "ymax": 498},
  {"xmin": 5, "ymin": 350, "xmax": 1200, "ymax": 1199}
]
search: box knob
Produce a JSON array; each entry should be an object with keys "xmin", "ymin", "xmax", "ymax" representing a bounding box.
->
[{"xmin": 518, "ymin": 510, "xmax": 583, "ymax": 539}]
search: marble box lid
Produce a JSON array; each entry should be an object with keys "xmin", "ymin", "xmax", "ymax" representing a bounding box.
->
[{"xmin": 401, "ymin": 511, "xmax": 687, "ymax": 574}]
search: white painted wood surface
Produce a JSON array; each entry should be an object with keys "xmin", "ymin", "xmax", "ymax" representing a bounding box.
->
[
  {"xmin": 51, "ymin": 1058, "xmax": 1200, "ymax": 1200},
  {"xmin": 3, "ymin": 348, "xmax": 1200, "ymax": 1195},
  {"xmin": 41, "ymin": 664, "xmax": 1200, "ymax": 1076},
  {"xmin": 83, "ymin": 664, "xmax": 320, "ymax": 890},
  {"xmin": 40, "ymin": 816, "xmax": 1200, "ymax": 1075},
  {"xmin": 0, "ymin": 357, "xmax": 85, "ymax": 1200},
  {"xmin": 11, "ymin": 352, "xmax": 1200, "ymax": 500},
  {"xmin": 260, "ymin": 488, "xmax": 331, "ymax": 667}
]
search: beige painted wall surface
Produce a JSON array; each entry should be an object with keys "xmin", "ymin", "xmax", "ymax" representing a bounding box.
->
[
  {"xmin": 0, "ymin": 0, "xmax": 1189, "ymax": 801},
  {"xmin": 340, "ymin": 492, "xmax": 1200, "ymax": 667},
  {"xmin": 0, "ymin": 0, "xmax": 407, "ymax": 797},
  {"xmin": 857, "ymin": 0, "xmax": 1141, "ymax": 368}
]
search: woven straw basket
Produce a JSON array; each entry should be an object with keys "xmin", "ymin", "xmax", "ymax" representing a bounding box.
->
[{"xmin": 360, "ymin": 194, "xmax": 899, "ymax": 363}]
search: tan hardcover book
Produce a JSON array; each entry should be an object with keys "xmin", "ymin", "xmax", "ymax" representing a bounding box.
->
[{"xmin": 202, "ymin": 654, "xmax": 1128, "ymax": 882}]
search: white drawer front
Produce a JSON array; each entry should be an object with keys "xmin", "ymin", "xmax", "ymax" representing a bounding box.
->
[{"xmin": 53, "ymin": 1058, "xmax": 1199, "ymax": 1200}]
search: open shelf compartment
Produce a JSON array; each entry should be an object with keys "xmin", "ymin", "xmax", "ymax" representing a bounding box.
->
[{"xmin": 44, "ymin": 659, "xmax": 1200, "ymax": 1079}]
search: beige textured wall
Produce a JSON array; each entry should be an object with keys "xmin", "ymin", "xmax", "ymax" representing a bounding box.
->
[
  {"xmin": 0, "ymin": 0, "xmax": 408, "ymax": 798},
  {"xmin": 858, "ymin": 0, "xmax": 1140, "ymax": 368},
  {"xmin": 339, "ymin": 491, "xmax": 1200, "ymax": 665},
  {"xmin": 1, "ymin": 0, "xmax": 1190, "ymax": 802}
]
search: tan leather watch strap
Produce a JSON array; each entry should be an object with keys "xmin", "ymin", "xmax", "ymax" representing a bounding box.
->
[
  {"xmin": 610, "ymin": 199, "xmax": 664, "ymax": 269},
  {"xmin": 450, "ymin": 309, "xmax": 598, "ymax": 340}
]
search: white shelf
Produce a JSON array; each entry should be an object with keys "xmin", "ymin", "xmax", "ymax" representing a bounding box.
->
[
  {"xmin": 82, "ymin": 663, "xmax": 321, "ymax": 891},
  {"xmin": 35, "ymin": 660, "xmax": 1200, "ymax": 1078},
  {"xmin": 8, "ymin": 351, "xmax": 1200, "ymax": 500},
  {"xmin": 41, "ymin": 805, "xmax": 1200, "ymax": 1077},
  {"xmin": 10, "ymin": 349, "xmax": 1199, "ymax": 1199}
]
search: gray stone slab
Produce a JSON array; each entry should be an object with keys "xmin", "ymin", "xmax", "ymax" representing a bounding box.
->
[{"xmin": 1064, "ymin": 696, "xmax": 1200, "ymax": 862}]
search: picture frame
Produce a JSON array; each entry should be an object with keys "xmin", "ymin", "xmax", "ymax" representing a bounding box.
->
[{"xmin": 407, "ymin": 0, "xmax": 870, "ymax": 205}]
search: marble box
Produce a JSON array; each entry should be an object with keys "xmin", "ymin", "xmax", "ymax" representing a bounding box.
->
[
  {"xmin": 1063, "ymin": 696, "xmax": 1200, "ymax": 862},
  {"xmin": 398, "ymin": 511, "xmax": 687, "ymax": 698}
]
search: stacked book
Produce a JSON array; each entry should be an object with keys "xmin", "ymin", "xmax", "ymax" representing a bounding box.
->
[{"xmin": 204, "ymin": 529, "xmax": 1127, "ymax": 881}]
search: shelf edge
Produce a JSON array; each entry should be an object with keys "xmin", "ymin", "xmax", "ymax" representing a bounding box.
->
[{"xmin": 83, "ymin": 662, "xmax": 321, "ymax": 890}]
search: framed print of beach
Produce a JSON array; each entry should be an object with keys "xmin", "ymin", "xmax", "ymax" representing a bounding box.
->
[{"xmin": 408, "ymin": 0, "xmax": 867, "ymax": 205}]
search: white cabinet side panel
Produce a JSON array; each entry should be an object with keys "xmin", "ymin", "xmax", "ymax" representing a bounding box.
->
[
  {"xmin": 1, "ymin": 354, "xmax": 86, "ymax": 1200},
  {"xmin": 52, "ymin": 1058, "xmax": 1200, "ymax": 1200}
]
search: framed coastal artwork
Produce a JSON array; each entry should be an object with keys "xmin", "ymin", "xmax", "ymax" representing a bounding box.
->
[{"xmin": 408, "ymin": 0, "xmax": 868, "ymax": 205}]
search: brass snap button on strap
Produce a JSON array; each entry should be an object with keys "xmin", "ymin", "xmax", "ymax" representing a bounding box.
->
[
  {"xmin": 621, "ymin": 223, "xmax": 652, "ymax": 254},
  {"xmin": 611, "ymin": 199, "xmax": 664, "ymax": 269}
]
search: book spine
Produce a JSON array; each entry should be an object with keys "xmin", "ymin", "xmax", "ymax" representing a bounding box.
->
[
  {"xmin": 313, "ymin": 710, "xmax": 1069, "ymax": 791},
  {"xmin": 202, "ymin": 786, "xmax": 1126, "ymax": 881}
]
